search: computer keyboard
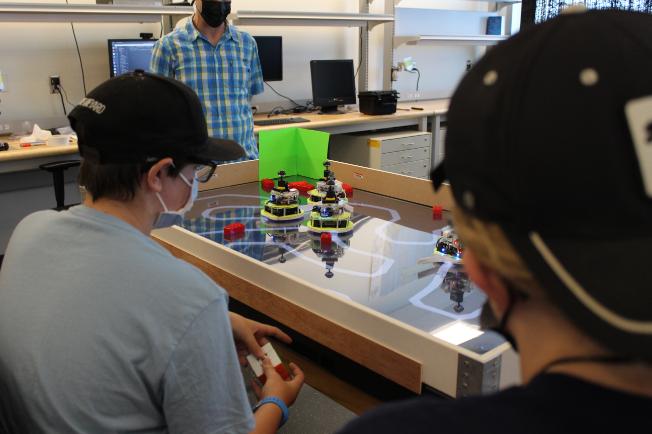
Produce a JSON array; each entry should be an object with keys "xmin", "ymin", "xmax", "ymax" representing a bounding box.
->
[{"xmin": 254, "ymin": 117, "xmax": 310, "ymax": 126}]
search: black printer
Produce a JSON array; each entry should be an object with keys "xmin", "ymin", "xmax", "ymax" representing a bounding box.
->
[{"xmin": 358, "ymin": 90, "xmax": 399, "ymax": 115}]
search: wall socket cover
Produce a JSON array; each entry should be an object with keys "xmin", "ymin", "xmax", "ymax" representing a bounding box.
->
[
  {"xmin": 0, "ymin": 70, "xmax": 5, "ymax": 92},
  {"xmin": 49, "ymin": 76, "xmax": 61, "ymax": 94}
]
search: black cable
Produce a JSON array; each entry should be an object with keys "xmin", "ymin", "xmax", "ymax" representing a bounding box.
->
[
  {"xmin": 408, "ymin": 68, "xmax": 420, "ymax": 92},
  {"xmin": 267, "ymin": 106, "xmax": 286, "ymax": 117},
  {"xmin": 56, "ymin": 88, "xmax": 67, "ymax": 116},
  {"xmin": 354, "ymin": 29, "xmax": 363, "ymax": 79},
  {"xmin": 66, "ymin": 0, "xmax": 87, "ymax": 96},
  {"xmin": 58, "ymin": 84, "xmax": 76, "ymax": 108},
  {"xmin": 264, "ymin": 82, "xmax": 302, "ymax": 107}
]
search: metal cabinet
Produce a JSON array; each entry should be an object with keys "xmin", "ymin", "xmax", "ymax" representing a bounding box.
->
[{"xmin": 329, "ymin": 130, "xmax": 432, "ymax": 179}]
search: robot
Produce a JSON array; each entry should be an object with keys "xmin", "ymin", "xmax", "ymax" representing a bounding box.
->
[
  {"xmin": 265, "ymin": 223, "xmax": 304, "ymax": 264},
  {"xmin": 442, "ymin": 265, "xmax": 473, "ymax": 313},
  {"xmin": 307, "ymin": 161, "xmax": 347, "ymax": 205},
  {"xmin": 260, "ymin": 170, "xmax": 305, "ymax": 222},
  {"xmin": 417, "ymin": 227, "xmax": 473, "ymax": 312},
  {"xmin": 306, "ymin": 181, "xmax": 353, "ymax": 234},
  {"xmin": 309, "ymin": 232, "xmax": 352, "ymax": 278},
  {"xmin": 434, "ymin": 227, "xmax": 464, "ymax": 261}
]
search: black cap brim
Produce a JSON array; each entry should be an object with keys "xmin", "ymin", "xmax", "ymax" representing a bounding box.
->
[
  {"xmin": 503, "ymin": 228, "xmax": 652, "ymax": 361},
  {"xmin": 194, "ymin": 136, "xmax": 245, "ymax": 163}
]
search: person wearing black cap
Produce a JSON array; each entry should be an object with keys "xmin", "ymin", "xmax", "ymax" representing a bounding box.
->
[
  {"xmin": 0, "ymin": 71, "xmax": 303, "ymax": 434},
  {"xmin": 338, "ymin": 9, "xmax": 652, "ymax": 434}
]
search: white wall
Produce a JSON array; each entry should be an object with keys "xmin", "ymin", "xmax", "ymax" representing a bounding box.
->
[
  {"xmin": 0, "ymin": 0, "xmax": 519, "ymax": 122},
  {"xmin": 237, "ymin": 0, "xmax": 358, "ymax": 111},
  {"xmin": 0, "ymin": 0, "xmax": 162, "ymax": 131},
  {"xmin": 0, "ymin": 0, "xmax": 361, "ymax": 127},
  {"xmin": 393, "ymin": 1, "xmax": 499, "ymax": 101}
]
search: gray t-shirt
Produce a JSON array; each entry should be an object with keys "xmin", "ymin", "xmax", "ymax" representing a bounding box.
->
[{"xmin": 0, "ymin": 205, "xmax": 255, "ymax": 434}]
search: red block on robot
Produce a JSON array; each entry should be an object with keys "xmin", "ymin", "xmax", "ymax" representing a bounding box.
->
[
  {"xmin": 224, "ymin": 223, "xmax": 245, "ymax": 240},
  {"xmin": 320, "ymin": 232, "xmax": 332, "ymax": 249}
]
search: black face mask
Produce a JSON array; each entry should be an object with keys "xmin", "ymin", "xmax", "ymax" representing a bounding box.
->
[
  {"xmin": 199, "ymin": 0, "xmax": 231, "ymax": 28},
  {"xmin": 480, "ymin": 285, "xmax": 525, "ymax": 352}
]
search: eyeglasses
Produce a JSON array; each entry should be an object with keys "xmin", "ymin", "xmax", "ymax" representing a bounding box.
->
[
  {"xmin": 145, "ymin": 158, "xmax": 217, "ymax": 183},
  {"xmin": 194, "ymin": 163, "xmax": 217, "ymax": 183}
]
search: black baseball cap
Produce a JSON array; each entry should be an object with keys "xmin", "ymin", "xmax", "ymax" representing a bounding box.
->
[
  {"xmin": 435, "ymin": 10, "xmax": 652, "ymax": 360},
  {"xmin": 68, "ymin": 70, "xmax": 244, "ymax": 164}
]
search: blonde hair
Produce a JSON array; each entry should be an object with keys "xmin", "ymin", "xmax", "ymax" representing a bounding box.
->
[{"xmin": 452, "ymin": 206, "xmax": 545, "ymax": 296}]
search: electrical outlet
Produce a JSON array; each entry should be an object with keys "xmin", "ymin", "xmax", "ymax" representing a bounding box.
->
[{"xmin": 49, "ymin": 76, "xmax": 61, "ymax": 94}]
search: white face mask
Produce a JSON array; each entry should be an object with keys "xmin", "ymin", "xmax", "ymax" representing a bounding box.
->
[{"xmin": 153, "ymin": 169, "xmax": 198, "ymax": 229}]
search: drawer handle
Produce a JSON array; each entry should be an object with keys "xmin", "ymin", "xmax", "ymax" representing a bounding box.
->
[
  {"xmin": 400, "ymin": 155, "xmax": 413, "ymax": 160},
  {"xmin": 404, "ymin": 142, "xmax": 415, "ymax": 146}
]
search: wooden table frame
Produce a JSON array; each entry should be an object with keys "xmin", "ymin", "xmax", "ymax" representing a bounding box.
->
[{"xmin": 152, "ymin": 160, "xmax": 517, "ymax": 396}]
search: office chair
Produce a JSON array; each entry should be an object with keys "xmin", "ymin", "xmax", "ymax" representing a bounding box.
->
[{"xmin": 38, "ymin": 160, "xmax": 81, "ymax": 211}]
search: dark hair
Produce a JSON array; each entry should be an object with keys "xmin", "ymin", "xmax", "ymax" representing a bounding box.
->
[{"xmin": 79, "ymin": 158, "xmax": 188, "ymax": 202}]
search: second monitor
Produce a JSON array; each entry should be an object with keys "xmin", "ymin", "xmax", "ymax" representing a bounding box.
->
[
  {"xmin": 310, "ymin": 59, "xmax": 356, "ymax": 114},
  {"xmin": 253, "ymin": 36, "xmax": 283, "ymax": 82},
  {"xmin": 108, "ymin": 39, "xmax": 157, "ymax": 77}
]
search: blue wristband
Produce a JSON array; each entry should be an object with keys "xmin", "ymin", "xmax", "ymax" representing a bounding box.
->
[{"xmin": 253, "ymin": 396, "xmax": 289, "ymax": 427}]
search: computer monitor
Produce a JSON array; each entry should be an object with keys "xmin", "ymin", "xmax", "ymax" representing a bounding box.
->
[
  {"xmin": 310, "ymin": 60, "xmax": 356, "ymax": 114},
  {"xmin": 108, "ymin": 39, "xmax": 158, "ymax": 77},
  {"xmin": 521, "ymin": 0, "xmax": 652, "ymax": 27},
  {"xmin": 253, "ymin": 36, "xmax": 283, "ymax": 82}
]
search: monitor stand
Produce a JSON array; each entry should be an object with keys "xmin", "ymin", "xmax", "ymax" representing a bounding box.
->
[{"xmin": 318, "ymin": 105, "xmax": 346, "ymax": 115}]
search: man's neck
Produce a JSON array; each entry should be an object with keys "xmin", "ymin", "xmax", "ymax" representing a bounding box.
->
[
  {"xmin": 512, "ymin": 302, "xmax": 652, "ymax": 397},
  {"xmin": 192, "ymin": 13, "xmax": 226, "ymax": 46},
  {"xmin": 84, "ymin": 196, "xmax": 153, "ymax": 236}
]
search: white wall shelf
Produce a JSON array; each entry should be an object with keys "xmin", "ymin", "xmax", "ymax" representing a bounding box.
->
[
  {"xmin": 395, "ymin": 34, "xmax": 507, "ymax": 46},
  {"xmin": 0, "ymin": 4, "xmax": 393, "ymax": 28},
  {"xmin": 233, "ymin": 11, "xmax": 394, "ymax": 28},
  {"xmin": 0, "ymin": 2, "xmax": 193, "ymax": 23}
]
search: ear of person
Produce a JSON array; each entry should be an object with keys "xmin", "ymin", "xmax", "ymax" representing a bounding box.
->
[{"xmin": 146, "ymin": 158, "xmax": 173, "ymax": 193}]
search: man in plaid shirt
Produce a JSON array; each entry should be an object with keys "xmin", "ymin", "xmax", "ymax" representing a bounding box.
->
[{"xmin": 151, "ymin": 0, "xmax": 264, "ymax": 160}]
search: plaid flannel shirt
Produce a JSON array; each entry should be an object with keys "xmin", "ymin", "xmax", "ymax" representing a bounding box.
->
[{"xmin": 150, "ymin": 19, "xmax": 264, "ymax": 160}]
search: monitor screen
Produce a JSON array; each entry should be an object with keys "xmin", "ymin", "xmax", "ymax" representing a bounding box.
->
[
  {"xmin": 108, "ymin": 39, "xmax": 158, "ymax": 77},
  {"xmin": 522, "ymin": 0, "xmax": 652, "ymax": 27},
  {"xmin": 253, "ymin": 36, "xmax": 283, "ymax": 82},
  {"xmin": 310, "ymin": 60, "xmax": 356, "ymax": 114}
]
